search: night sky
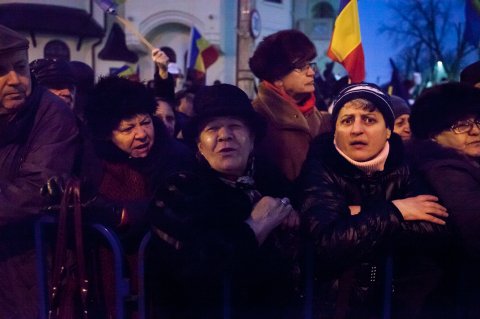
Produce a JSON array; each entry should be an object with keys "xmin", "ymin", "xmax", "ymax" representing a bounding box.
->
[{"xmin": 358, "ymin": 0, "xmax": 470, "ymax": 84}]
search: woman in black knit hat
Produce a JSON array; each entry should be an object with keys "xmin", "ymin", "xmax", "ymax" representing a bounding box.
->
[
  {"xmin": 249, "ymin": 29, "xmax": 331, "ymax": 181},
  {"xmin": 297, "ymin": 82, "xmax": 449, "ymax": 319},
  {"xmin": 408, "ymin": 81, "xmax": 480, "ymax": 319}
]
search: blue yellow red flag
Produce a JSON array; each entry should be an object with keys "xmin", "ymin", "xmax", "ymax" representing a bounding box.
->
[
  {"xmin": 187, "ymin": 26, "xmax": 219, "ymax": 74},
  {"xmin": 112, "ymin": 64, "xmax": 139, "ymax": 81},
  {"xmin": 327, "ymin": 0, "xmax": 365, "ymax": 83}
]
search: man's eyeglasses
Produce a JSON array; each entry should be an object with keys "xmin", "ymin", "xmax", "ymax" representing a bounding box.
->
[
  {"xmin": 450, "ymin": 118, "xmax": 480, "ymax": 134},
  {"xmin": 293, "ymin": 62, "xmax": 317, "ymax": 73}
]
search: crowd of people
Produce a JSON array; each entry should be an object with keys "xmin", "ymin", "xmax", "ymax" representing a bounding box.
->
[{"xmin": 1, "ymin": 23, "xmax": 480, "ymax": 319}]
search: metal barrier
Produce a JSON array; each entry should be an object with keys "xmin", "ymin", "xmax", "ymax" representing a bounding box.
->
[
  {"xmin": 36, "ymin": 213, "xmax": 395, "ymax": 319},
  {"xmin": 137, "ymin": 231, "xmax": 151, "ymax": 319},
  {"xmin": 35, "ymin": 214, "xmax": 130, "ymax": 319}
]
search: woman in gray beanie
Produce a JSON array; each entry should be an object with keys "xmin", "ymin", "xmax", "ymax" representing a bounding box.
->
[
  {"xmin": 249, "ymin": 29, "xmax": 331, "ymax": 181},
  {"xmin": 408, "ymin": 81, "xmax": 480, "ymax": 319},
  {"xmin": 390, "ymin": 95, "xmax": 411, "ymax": 141},
  {"xmin": 297, "ymin": 82, "xmax": 449, "ymax": 319}
]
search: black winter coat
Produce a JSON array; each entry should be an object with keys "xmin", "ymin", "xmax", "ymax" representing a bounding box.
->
[
  {"xmin": 0, "ymin": 86, "xmax": 79, "ymax": 319},
  {"xmin": 408, "ymin": 138, "xmax": 480, "ymax": 319},
  {"xmin": 296, "ymin": 133, "xmax": 449, "ymax": 319},
  {"xmin": 148, "ymin": 158, "xmax": 301, "ymax": 319}
]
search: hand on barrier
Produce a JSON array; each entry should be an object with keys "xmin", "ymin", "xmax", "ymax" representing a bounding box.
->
[
  {"xmin": 40, "ymin": 174, "xmax": 69, "ymax": 206},
  {"xmin": 40, "ymin": 175, "xmax": 126, "ymax": 227}
]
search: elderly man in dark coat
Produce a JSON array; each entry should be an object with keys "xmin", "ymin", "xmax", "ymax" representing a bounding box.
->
[{"xmin": 0, "ymin": 25, "xmax": 80, "ymax": 318}]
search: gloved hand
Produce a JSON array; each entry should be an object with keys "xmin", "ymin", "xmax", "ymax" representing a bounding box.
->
[
  {"xmin": 82, "ymin": 195, "xmax": 125, "ymax": 227},
  {"xmin": 40, "ymin": 175, "xmax": 125, "ymax": 228},
  {"xmin": 40, "ymin": 174, "xmax": 69, "ymax": 207}
]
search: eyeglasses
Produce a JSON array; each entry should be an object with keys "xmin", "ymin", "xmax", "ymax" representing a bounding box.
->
[
  {"xmin": 293, "ymin": 62, "xmax": 317, "ymax": 73},
  {"xmin": 450, "ymin": 118, "xmax": 480, "ymax": 134}
]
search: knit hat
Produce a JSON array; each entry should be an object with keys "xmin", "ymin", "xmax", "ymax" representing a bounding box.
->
[
  {"xmin": 410, "ymin": 82, "xmax": 480, "ymax": 139},
  {"xmin": 85, "ymin": 75, "xmax": 156, "ymax": 140},
  {"xmin": 0, "ymin": 24, "xmax": 29, "ymax": 54},
  {"xmin": 460, "ymin": 61, "xmax": 480, "ymax": 86},
  {"xmin": 331, "ymin": 83, "xmax": 395, "ymax": 130},
  {"xmin": 69, "ymin": 61, "xmax": 94, "ymax": 91},
  {"xmin": 390, "ymin": 95, "xmax": 410, "ymax": 118},
  {"xmin": 249, "ymin": 29, "xmax": 317, "ymax": 82},
  {"xmin": 30, "ymin": 58, "xmax": 76, "ymax": 89},
  {"xmin": 183, "ymin": 84, "xmax": 266, "ymax": 143}
]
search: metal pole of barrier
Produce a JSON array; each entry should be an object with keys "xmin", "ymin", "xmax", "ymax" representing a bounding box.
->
[
  {"xmin": 304, "ymin": 241, "xmax": 314, "ymax": 319},
  {"xmin": 35, "ymin": 215, "xmax": 55, "ymax": 319},
  {"xmin": 35, "ymin": 215, "xmax": 129, "ymax": 319},
  {"xmin": 382, "ymin": 253, "xmax": 393, "ymax": 319},
  {"xmin": 138, "ymin": 232, "xmax": 151, "ymax": 319},
  {"xmin": 91, "ymin": 224, "xmax": 129, "ymax": 319}
]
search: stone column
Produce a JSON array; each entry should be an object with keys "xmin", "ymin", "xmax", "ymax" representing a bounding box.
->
[{"xmin": 236, "ymin": 0, "xmax": 257, "ymax": 99}]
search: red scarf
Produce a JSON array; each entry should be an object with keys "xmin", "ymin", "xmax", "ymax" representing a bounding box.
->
[{"xmin": 262, "ymin": 81, "xmax": 316, "ymax": 114}]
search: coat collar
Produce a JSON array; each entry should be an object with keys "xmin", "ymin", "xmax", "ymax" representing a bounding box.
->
[
  {"xmin": 0, "ymin": 85, "xmax": 43, "ymax": 147},
  {"xmin": 254, "ymin": 81, "xmax": 315, "ymax": 133},
  {"xmin": 406, "ymin": 138, "xmax": 480, "ymax": 169}
]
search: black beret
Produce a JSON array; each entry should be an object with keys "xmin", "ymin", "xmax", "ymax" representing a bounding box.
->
[
  {"xmin": 183, "ymin": 84, "xmax": 265, "ymax": 144},
  {"xmin": 0, "ymin": 24, "xmax": 29, "ymax": 54}
]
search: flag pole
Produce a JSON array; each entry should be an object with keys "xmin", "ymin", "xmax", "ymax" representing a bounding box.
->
[
  {"xmin": 94, "ymin": 0, "xmax": 155, "ymax": 51},
  {"xmin": 114, "ymin": 15, "xmax": 155, "ymax": 51},
  {"xmin": 186, "ymin": 26, "xmax": 194, "ymax": 69}
]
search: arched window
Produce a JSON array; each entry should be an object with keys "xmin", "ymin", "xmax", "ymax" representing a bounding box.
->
[
  {"xmin": 44, "ymin": 40, "xmax": 70, "ymax": 61},
  {"xmin": 312, "ymin": 1, "xmax": 334, "ymax": 18}
]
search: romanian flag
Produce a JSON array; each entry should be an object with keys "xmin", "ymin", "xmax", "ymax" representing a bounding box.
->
[
  {"xmin": 327, "ymin": 0, "xmax": 365, "ymax": 83},
  {"xmin": 112, "ymin": 64, "xmax": 139, "ymax": 82},
  {"xmin": 187, "ymin": 26, "xmax": 219, "ymax": 76},
  {"xmin": 465, "ymin": 0, "xmax": 480, "ymax": 47}
]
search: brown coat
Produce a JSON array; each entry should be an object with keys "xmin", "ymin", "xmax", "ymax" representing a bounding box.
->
[{"xmin": 252, "ymin": 82, "xmax": 332, "ymax": 181}]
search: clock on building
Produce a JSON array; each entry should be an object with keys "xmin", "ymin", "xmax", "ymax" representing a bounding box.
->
[{"xmin": 249, "ymin": 9, "xmax": 261, "ymax": 39}]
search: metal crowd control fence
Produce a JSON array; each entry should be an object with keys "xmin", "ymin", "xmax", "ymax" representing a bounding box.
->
[
  {"xmin": 35, "ymin": 214, "xmax": 130, "ymax": 319},
  {"xmin": 36, "ymin": 214, "xmax": 394, "ymax": 319},
  {"xmin": 137, "ymin": 231, "xmax": 151, "ymax": 319}
]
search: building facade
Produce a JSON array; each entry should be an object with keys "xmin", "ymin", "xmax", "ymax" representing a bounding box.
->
[{"xmin": 0, "ymin": 0, "xmax": 339, "ymax": 97}]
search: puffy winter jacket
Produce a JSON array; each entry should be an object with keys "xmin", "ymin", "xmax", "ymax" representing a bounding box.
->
[{"xmin": 297, "ymin": 133, "xmax": 449, "ymax": 319}]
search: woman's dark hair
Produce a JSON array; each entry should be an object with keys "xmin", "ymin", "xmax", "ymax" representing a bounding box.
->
[
  {"xmin": 249, "ymin": 29, "xmax": 317, "ymax": 82},
  {"xmin": 85, "ymin": 75, "xmax": 156, "ymax": 140}
]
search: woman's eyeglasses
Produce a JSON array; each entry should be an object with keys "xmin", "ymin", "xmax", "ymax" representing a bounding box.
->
[
  {"xmin": 293, "ymin": 62, "xmax": 317, "ymax": 73},
  {"xmin": 450, "ymin": 119, "xmax": 480, "ymax": 134}
]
